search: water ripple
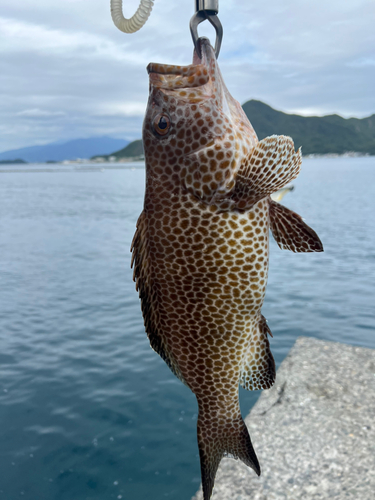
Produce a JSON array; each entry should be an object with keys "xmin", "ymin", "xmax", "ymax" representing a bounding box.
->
[{"xmin": 0, "ymin": 158, "xmax": 374, "ymax": 500}]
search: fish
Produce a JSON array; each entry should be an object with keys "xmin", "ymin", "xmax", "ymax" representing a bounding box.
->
[
  {"xmin": 270, "ymin": 185, "xmax": 295, "ymax": 202},
  {"xmin": 131, "ymin": 37, "xmax": 323, "ymax": 500}
]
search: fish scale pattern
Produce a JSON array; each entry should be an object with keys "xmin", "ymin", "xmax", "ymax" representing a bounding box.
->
[
  {"xmin": 133, "ymin": 191, "xmax": 270, "ymax": 496},
  {"xmin": 133, "ymin": 194, "xmax": 272, "ymax": 397}
]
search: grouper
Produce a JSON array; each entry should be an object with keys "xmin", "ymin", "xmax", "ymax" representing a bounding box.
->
[{"xmin": 131, "ymin": 37, "xmax": 323, "ymax": 499}]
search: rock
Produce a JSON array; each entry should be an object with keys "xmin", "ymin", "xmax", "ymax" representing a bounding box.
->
[{"xmin": 192, "ymin": 337, "xmax": 375, "ymax": 500}]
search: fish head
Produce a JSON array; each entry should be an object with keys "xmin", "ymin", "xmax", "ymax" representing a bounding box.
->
[{"xmin": 143, "ymin": 37, "xmax": 258, "ymax": 203}]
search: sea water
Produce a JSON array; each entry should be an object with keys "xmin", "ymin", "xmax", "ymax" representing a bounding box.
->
[{"xmin": 0, "ymin": 157, "xmax": 374, "ymax": 500}]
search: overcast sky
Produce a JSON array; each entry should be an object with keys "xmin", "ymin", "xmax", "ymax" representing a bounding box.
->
[{"xmin": 1, "ymin": 0, "xmax": 374, "ymax": 151}]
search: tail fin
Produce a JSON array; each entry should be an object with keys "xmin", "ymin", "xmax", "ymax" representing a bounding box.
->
[{"xmin": 197, "ymin": 410, "xmax": 260, "ymax": 500}]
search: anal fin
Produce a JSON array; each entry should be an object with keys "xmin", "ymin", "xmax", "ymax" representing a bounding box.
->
[
  {"xmin": 240, "ymin": 315, "xmax": 276, "ymax": 391},
  {"xmin": 269, "ymin": 200, "xmax": 324, "ymax": 252}
]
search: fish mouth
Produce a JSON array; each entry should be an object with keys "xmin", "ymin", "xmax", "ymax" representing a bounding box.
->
[
  {"xmin": 192, "ymin": 37, "xmax": 212, "ymax": 66},
  {"xmin": 147, "ymin": 37, "xmax": 214, "ymax": 90}
]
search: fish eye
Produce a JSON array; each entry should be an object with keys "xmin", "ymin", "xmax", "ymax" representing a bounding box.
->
[{"xmin": 153, "ymin": 113, "xmax": 170, "ymax": 136}]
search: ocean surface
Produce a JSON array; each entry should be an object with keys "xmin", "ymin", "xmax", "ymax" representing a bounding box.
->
[{"xmin": 1, "ymin": 157, "xmax": 374, "ymax": 500}]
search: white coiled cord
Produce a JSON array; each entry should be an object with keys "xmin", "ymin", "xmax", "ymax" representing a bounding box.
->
[{"xmin": 110, "ymin": 0, "xmax": 154, "ymax": 34}]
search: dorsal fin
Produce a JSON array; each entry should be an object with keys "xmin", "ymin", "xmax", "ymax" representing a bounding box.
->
[
  {"xmin": 131, "ymin": 211, "xmax": 187, "ymax": 385},
  {"xmin": 269, "ymin": 200, "xmax": 324, "ymax": 252}
]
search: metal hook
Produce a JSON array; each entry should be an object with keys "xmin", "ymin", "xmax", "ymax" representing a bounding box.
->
[{"xmin": 190, "ymin": 1, "xmax": 223, "ymax": 59}]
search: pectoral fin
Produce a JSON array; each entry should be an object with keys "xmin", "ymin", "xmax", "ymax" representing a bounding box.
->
[
  {"xmin": 269, "ymin": 200, "xmax": 324, "ymax": 252},
  {"xmin": 231, "ymin": 135, "xmax": 302, "ymax": 211}
]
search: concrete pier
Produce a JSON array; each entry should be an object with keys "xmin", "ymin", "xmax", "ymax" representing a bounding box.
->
[{"xmin": 192, "ymin": 337, "xmax": 375, "ymax": 500}]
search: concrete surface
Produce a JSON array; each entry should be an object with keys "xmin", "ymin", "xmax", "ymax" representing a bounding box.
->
[{"xmin": 192, "ymin": 337, "xmax": 375, "ymax": 499}]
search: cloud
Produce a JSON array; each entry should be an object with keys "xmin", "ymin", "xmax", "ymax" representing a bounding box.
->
[
  {"xmin": 0, "ymin": 0, "xmax": 374, "ymax": 151},
  {"xmin": 0, "ymin": 16, "xmax": 150, "ymax": 64},
  {"xmin": 96, "ymin": 102, "xmax": 147, "ymax": 117},
  {"xmin": 348, "ymin": 57, "xmax": 375, "ymax": 68},
  {"xmin": 17, "ymin": 108, "xmax": 66, "ymax": 118}
]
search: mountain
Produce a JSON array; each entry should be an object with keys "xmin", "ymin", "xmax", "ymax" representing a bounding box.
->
[
  {"xmin": 0, "ymin": 137, "xmax": 130, "ymax": 163},
  {"xmin": 100, "ymin": 102, "xmax": 375, "ymax": 160},
  {"xmin": 242, "ymin": 100, "xmax": 375, "ymax": 155},
  {"xmin": 92, "ymin": 139, "xmax": 144, "ymax": 160},
  {"xmin": 0, "ymin": 159, "xmax": 27, "ymax": 165},
  {"xmin": 4, "ymin": 102, "xmax": 373, "ymax": 163}
]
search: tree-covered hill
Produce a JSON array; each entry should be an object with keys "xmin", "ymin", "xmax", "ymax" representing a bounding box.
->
[
  {"xmin": 242, "ymin": 100, "xmax": 375, "ymax": 155},
  {"xmin": 99, "ymin": 101, "xmax": 375, "ymax": 160},
  {"xmin": 91, "ymin": 139, "xmax": 144, "ymax": 160}
]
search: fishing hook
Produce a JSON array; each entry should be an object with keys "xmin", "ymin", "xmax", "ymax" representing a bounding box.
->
[{"xmin": 190, "ymin": 0, "xmax": 223, "ymax": 59}]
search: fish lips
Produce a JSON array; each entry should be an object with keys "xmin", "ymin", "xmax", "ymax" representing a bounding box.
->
[
  {"xmin": 192, "ymin": 36, "xmax": 212, "ymax": 66},
  {"xmin": 147, "ymin": 37, "xmax": 216, "ymax": 92}
]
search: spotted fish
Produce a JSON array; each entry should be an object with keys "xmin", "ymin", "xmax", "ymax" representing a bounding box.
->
[{"xmin": 131, "ymin": 37, "xmax": 323, "ymax": 500}]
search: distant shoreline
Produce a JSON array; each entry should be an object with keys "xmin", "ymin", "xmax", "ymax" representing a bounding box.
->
[
  {"xmin": 0, "ymin": 152, "xmax": 372, "ymax": 167},
  {"xmin": 304, "ymin": 152, "xmax": 371, "ymax": 159}
]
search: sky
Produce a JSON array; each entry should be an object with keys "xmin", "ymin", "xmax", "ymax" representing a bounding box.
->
[{"xmin": 0, "ymin": 0, "xmax": 374, "ymax": 152}]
